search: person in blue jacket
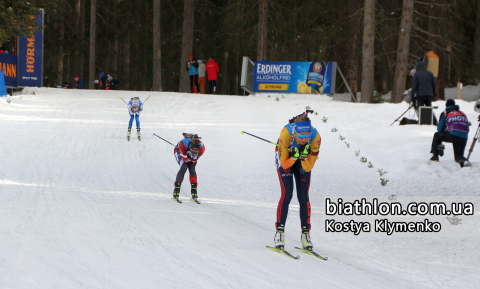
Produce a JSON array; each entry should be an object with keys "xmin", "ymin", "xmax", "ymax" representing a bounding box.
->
[
  {"xmin": 74, "ymin": 76, "xmax": 85, "ymax": 89},
  {"xmin": 99, "ymin": 72, "xmax": 107, "ymax": 90},
  {"xmin": 430, "ymin": 99, "xmax": 471, "ymax": 167},
  {"xmin": 186, "ymin": 53, "xmax": 200, "ymax": 93},
  {"xmin": 128, "ymin": 97, "xmax": 143, "ymax": 139}
]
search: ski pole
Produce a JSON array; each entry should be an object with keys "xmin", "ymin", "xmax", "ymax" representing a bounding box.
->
[
  {"xmin": 467, "ymin": 123, "xmax": 480, "ymax": 160},
  {"xmin": 390, "ymin": 105, "xmax": 414, "ymax": 126},
  {"xmin": 241, "ymin": 130, "xmax": 320, "ymax": 159},
  {"xmin": 120, "ymin": 97, "xmax": 128, "ymax": 105},
  {"xmin": 240, "ymin": 131, "xmax": 279, "ymax": 147},
  {"xmin": 143, "ymin": 95, "xmax": 152, "ymax": 104},
  {"xmin": 153, "ymin": 133, "xmax": 179, "ymax": 149}
]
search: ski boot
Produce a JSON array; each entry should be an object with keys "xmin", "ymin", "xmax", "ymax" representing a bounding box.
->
[
  {"xmin": 461, "ymin": 160, "xmax": 472, "ymax": 168},
  {"xmin": 437, "ymin": 145, "xmax": 445, "ymax": 157},
  {"xmin": 137, "ymin": 128, "xmax": 141, "ymax": 141},
  {"xmin": 191, "ymin": 183, "xmax": 198, "ymax": 200},
  {"xmin": 430, "ymin": 155, "xmax": 439, "ymax": 162},
  {"xmin": 301, "ymin": 227, "xmax": 313, "ymax": 251},
  {"xmin": 274, "ymin": 224, "xmax": 285, "ymax": 249},
  {"xmin": 127, "ymin": 128, "xmax": 131, "ymax": 141},
  {"xmin": 190, "ymin": 183, "xmax": 201, "ymax": 203},
  {"xmin": 172, "ymin": 181, "xmax": 181, "ymax": 202}
]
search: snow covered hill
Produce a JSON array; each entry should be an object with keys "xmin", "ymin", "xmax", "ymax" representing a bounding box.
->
[{"xmin": 0, "ymin": 88, "xmax": 479, "ymax": 288}]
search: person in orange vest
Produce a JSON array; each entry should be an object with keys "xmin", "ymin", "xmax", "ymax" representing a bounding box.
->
[
  {"xmin": 423, "ymin": 49, "xmax": 439, "ymax": 78},
  {"xmin": 422, "ymin": 49, "xmax": 440, "ymax": 100}
]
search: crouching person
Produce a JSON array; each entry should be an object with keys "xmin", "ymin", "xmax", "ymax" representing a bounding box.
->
[{"xmin": 430, "ymin": 99, "xmax": 471, "ymax": 167}]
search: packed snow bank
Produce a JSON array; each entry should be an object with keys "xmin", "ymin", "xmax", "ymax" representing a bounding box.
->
[{"xmin": 0, "ymin": 87, "xmax": 479, "ymax": 288}]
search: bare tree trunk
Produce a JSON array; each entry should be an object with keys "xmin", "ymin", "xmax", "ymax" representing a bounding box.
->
[
  {"xmin": 235, "ymin": 49, "xmax": 239, "ymax": 95},
  {"xmin": 179, "ymin": 0, "xmax": 195, "ymax": 92},
  {"xmin": 153, "ymin": 0, "xmax": 162, "ymax": 91},
  {"xmin": 80, "ymin": 0, "xmax": 86, "ymax": 78},
  {"xmin": 123, "ymin": 35, "xmax": 130, "ymax": 90},
  {"xmin": 349, "ymin": 9, "xmax": 360, "ymax": 102},
  {"xmin": 112, "ymin": 1, "xmax": 120, "ymax": 77},
  {"xmin": 64, "ymin": 53, "xmax": 71, "ymax": 83},
  {"xmin": 56, "ymin": 18, "xmax": 65, "ymax": 86},
  {"xmin": 222, "ymin": 50, "xmax": 228, "ymax": 94},
  {"xmin": 474, "ymin": 0, "xmax": 480, "ymax": 77},
  {"xmin": 361, "ymin": 0, "xmax": 375, "ymax": 102},
  {"xmin": 350, "ymin": 36, "xmax": 358, "ymax": 102},
  {"xmin": 89, "ymin": 0, "xmax": 97, "ymax": 89},
  {"xmin": 257, "ymin": 0, "xmax": 268, "ymax": 61},
  {"xmin": 391, "ymin": 0, "xmax": 414, "ymax": 103},
  {"xmin": 293, "ymin": 0, "xmax": 297, "ymax": 60},
  {"xmin": 73, "ymin": 0, "xmax": 81, "ymax": 78}
]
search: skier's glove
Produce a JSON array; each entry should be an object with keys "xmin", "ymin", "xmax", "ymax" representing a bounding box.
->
[
  {"xmin": 299, "ymin": 144, "xmax": 310, "ymax": 160},
  {"xmin": 291, "ymin": 147, "xmax": 300, "ymax": 160}
]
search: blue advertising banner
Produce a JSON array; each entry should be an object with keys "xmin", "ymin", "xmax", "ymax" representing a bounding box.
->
[
  {"xmin": 253, "ymin": 61, "xmax": 336, "ymax": 94},
  {"xmin": 18, "ymin": 9, "xmax": 44, "ymax": 87},
  {"xmin": 0, "ymin": 53, "xmax": 18, "ymax": 87}
]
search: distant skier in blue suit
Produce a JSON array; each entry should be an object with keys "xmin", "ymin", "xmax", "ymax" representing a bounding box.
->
[{"xmin": 127, "ymin": 97, "xmax": 143, "ymax": 141}]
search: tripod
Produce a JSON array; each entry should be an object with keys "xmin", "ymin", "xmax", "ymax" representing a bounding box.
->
[
  {"xmin": 390, "ymin": 104, "xmax": 417, "ymax": 126},
  {"xmin": 467, "ymin": 115, "xmax": 480, "ymax": 160}
]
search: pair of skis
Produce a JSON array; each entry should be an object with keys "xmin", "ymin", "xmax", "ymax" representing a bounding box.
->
[
  {"xmin": 266, "ymin": 246, "xmax": 328, "ymax": 260},
  {"xmin": 172, "ymin": 197, "xmax": 201, "ymax": 204},
  {"xmin": 127, "ymin": 131, "xmax": 141, "ymax": 141}
]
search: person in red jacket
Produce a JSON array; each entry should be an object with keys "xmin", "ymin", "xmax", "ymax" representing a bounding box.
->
[{"xmin": 206, "ymin": 58, "xmax": 220, "ymax": 94}]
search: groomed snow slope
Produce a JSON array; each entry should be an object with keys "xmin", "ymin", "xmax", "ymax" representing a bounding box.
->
[{"xmin": 0, "ymin": 88, "xmax": 479, "ymax": 288}]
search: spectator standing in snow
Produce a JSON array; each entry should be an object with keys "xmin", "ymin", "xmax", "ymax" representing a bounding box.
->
[
  {"xmin": 74, "ymin": 76, "xmax": 85, "ymax": 89},
  {"xmin": 430, "ymin": 99, "xmax": 471, "ymax": 167},
  {"xmin": 197, "ymin": 60, "xmax": 206, "ymax": 94},
  {"xmin": 93, "ymin": 80, "xmax": 100, "ymax": 89},
  {"xmin": 99, "ymin": 72, "xmax": 107, "ymax": 90},
  {"xmin": 186, "ymin": 53, "xmax": 200, "ymax": 93},
  {"xmin": 423, "ymin": 49, "xmax": 441, "ymax": 101},
  {"xmin": 423, "ymin": 49, "xmax": 439, "ymax": 78},
  {"xmin": 411, "ymin": 61, "xmax": 438, "ymax": 124},
  {"xmin": 109, "ymin": 75, "xmax": 119, "ymax": 90},
  {"xmin": 206, "ymin": 58, "xmax": 220, "ymax": 94}
]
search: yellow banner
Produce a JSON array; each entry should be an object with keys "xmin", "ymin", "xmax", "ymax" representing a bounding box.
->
[{"xmin": 258, "ymin": 84, "xmax": 289, "ymax": 91}]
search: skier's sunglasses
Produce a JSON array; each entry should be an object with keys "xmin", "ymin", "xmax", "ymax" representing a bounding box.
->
[{"xmin": 296, "ymin": 132, "xmax": 312, "ymax": 139}]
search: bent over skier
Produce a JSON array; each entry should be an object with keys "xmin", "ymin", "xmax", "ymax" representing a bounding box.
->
[
  {"xmin": 127, "ymin": 97, "xmax": 143, "ymax": 140},
  {"xmin": 173, "ymin": 134, "xmax": 205, "ymax": 202},
  {"xmin": 274, "ymin": 113, "xmax": 321, "ymax": 250}
]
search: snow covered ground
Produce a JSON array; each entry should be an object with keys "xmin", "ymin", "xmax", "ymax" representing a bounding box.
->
[{"xmin": 0, "ymin": 88, "xmax": 479, "ymax": 288}]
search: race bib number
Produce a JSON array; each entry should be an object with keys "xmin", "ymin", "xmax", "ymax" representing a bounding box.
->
[{"xmin": 132, "ymin": 100, "xmax": 140, "ymax": 112}]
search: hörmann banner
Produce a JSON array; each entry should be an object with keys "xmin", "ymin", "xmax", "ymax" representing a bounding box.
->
[
  {"xmin": 18, "ymin": 9, "xmax": 44, "ymax": 87},
  {"xmin": 0, "ymin": 54, "xmax": 18, "ymax": 87},
  {"xmin": 253, "ymin": 61, "xmax": 336, "ymax": 94}
]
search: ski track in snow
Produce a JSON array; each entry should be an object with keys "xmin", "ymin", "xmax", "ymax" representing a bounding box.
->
[{"xmin": 0, "ymin": 88, "xmax": 479, "ymax": 288}]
